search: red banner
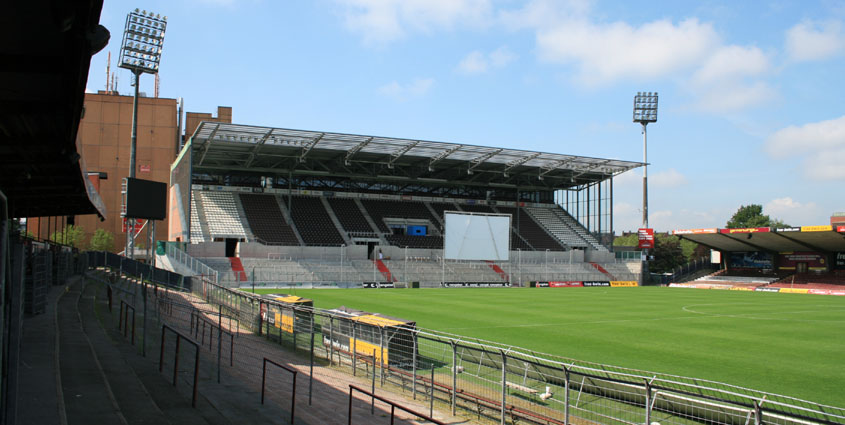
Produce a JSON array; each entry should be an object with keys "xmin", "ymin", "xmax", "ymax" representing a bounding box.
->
[
  {"xmin": 638, "ymin": 228, "xmax": 654, "ymax": 249},
  {"xmin": 549, "ymin": 281, "xmax": 583, "ymax": 287},
  {"xmin": 837, "ymin": 225, "xmax": 845, "ymax": 233},
  {"xmin": 719, "ymin": 227, "xmax": 770, "ymax": 234}
]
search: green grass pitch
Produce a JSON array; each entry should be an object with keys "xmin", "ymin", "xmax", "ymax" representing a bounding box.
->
[{"xmin": 250, "ymin": 286, "xmax": 845, "ymax": 406}]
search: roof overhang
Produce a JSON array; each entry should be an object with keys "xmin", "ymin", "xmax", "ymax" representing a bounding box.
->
[
  {"xmin": 188, "ymin": 122, "xmax": 644, "ymax": 191},
  {"xmin": 673, "ymin": 226, "xmax": 845, "ymax": 253},
  {"xmin": 0, "ymin": 0, "xmax": 108, "ymax": 219}
]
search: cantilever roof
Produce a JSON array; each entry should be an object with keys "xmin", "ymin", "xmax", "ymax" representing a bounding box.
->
[{"xmin": 189, "ymin": 122, "xmax": 643, "ymax": 190}]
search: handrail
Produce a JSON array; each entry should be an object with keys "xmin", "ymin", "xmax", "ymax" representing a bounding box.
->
[
  {"xmin": 118, "ymin": 300, "xmax": 136, "ymax": 345},
  {"xmin": 159, "ymin": 324, "xmax": 201, "ymax": 407},
  {"xmin": 190, "ymin": 311, "xmax": 235, "ymax": 366},
  {"xmin": 347, "ymin": 384, "xmax": 446, "ymax": 425},
  {"xmin": 261, "ymin": 357, "xmax": 296, "ymax": 424}
]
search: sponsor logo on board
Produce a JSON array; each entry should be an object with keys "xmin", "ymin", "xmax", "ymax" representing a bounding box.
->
[
  {"xmin": 363, "ymin": 282, "xmax": 395, "ymax": 288},
  {"xmin": 549, "ymin": 281, "xmax": 583, "ymax": 288},
  {"xmin": 801, "ymin": 225, "xmax": 833, "ymax": 232},
  {"xmin": 673, "ymin": 228, "xmax": 718, "ymax": 235},
  {"xmin": 443, "ymin": 282, "xmax": 511, "ymax": 287},
  {"xmin": 583, "ymin": 281, "xmax": 611, "ymax": 287},
  {"xmin": 755, "ymin": 287, "xmax": 780, "ymax": 292}
]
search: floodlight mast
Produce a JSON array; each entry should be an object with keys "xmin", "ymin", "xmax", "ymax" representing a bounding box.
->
[
  {"xmin": 633, "ymin": 92, "xmax": 657, "ymax": 229},
  {"xmin": 119, "ymin": 8, "xmax": 167, "ymax": 258}
]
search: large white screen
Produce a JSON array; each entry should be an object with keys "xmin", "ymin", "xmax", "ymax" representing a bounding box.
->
[{"xmin": 444, "ymin": 211, "xmax": 510, "ymax": 261}]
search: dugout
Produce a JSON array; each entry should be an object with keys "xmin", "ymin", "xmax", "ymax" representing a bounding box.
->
[
  {"xmin": 323, "ymin": 306, "xmax": 416, "ymax": 367},
  {"xmin": 260, "ymin": 293, "xmax": 313, "ymax": 334}
]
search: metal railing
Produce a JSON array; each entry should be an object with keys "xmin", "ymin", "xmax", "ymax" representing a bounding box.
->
[
  {"xmin": 90, "ymin": 259, "xmax": 845, "ymax": 425},
  {"xmin": 164, "ymin": 243, "xmax": 218, "ymax": 283},
  {"xmin": 261, "ymin": 357, "xmax": 297, "ymax": 424},
  {"xmin": 159, "ymin": 323, "xmax": 201, "ymax": 408},
  {"xmin": 347, "ymin": 384, "xmax": 446, "ymax": 425},
  {"xmin": 118, "ymin": 300, "xmax": 136, "ymax": 345},
  {"xmin": 192, "ymin": 277, "xmax": 845, "ymax": 425}
]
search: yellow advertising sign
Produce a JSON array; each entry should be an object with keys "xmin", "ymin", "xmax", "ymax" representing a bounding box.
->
[
  {"xmin": 273, "ymin": 312, "xmax": 294, "ymax": 333},
  {"xmin": 730, "ymin": 287, "xmax": 753, "ymax": 291},
  {"xmin": 801, "ymin": 225, "xmax": 833, "ymax": 232},
  {"xmin": 354, "ymin": 339, "xmax": 388, "ymax": 366},
  {"xmin": 610, "ymin": 281, "xmax": 638, "ymax": 287},
  {"xmin": 779, "ymin": 288, "xmax": 809, "ymax": 294}
]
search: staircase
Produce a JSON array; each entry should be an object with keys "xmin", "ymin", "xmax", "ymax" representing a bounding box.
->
[
  {"xmin": 485, "ymin": 261, "xmax": 509, "ymax": 281},
  {"xmin": 228, "ymin": 257, "xmax": 248, "ymax": 281},
  {"xmin": 375, "ymin": 259, "xmax": 396, "ymax": 282},
  {"xmin": 589, "ymin": 262, "xmax": 616, "ymax": 280}
]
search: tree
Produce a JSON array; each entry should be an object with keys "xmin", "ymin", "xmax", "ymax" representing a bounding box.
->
[
  {"xmin": 612, "ymin": 233, "xmax": 639, "ymax": 246},
  {"xmin": 649, "ymin": 236, "xmax": 687, "ymax": 273},
  {"xmin": 726, "ymin": 204, "xmax": 789, "ymax": 228},
  {"xmin": 88, "ymin": 228, "xmax": 115, "ymax": 252},
  {"xmin": 49, "ymin": 225, "xmax": 85, "ymax": 248}
]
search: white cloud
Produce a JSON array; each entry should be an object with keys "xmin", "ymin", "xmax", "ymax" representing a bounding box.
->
[
  {"xmin": 500, "ymin": 1, "xmax": 775, "ymax": 112},
  {"xmin": 693, "ymin": 81, "xmax": 777, "ymax": 112},
  {"xmin": 489, "ymin": 46, "xmax": 517, "ymax": 67},
  {"xmin": 650, "ymin": 169, "xmax": 688, "ymax": 188},
  {"xmin": 785, "ymin": 20, "xmax": 845, "ymax": 62},
  {"xmin": 498, "ymin": 0, "xmax": 592, "ymax": 30},
  {"xmin": 765, "ymin": 115, "xmax": 845, "ymax": 181},
  {"xmin": 457, "ymin": 46, "xmax": 516, "ymax": 74},
  {"xmin": 764, "ymin": 197, "xmax": 822, "ymax": 226},
  {"xmin": 337, "ymin": 0, "xmax": 492, "ymax": 44},
  {"xmin": 535, "ymin": 18, "xmax": 720, "ymax": 85},
  {"xmin": 377, "ymin": 78, "xmax": 435, "ymax": 101},
  {"xmin": 692, "ymin": 45, "xmax": 770, "ymax": 84},
  {"xmin": 457, "ymin": 51, "xmax": 488, "ymax": 74}
]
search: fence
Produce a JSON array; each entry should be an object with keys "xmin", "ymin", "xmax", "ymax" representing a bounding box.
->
[
  {"xmin": 188, "ymin": 278, "xmax": 845, "ymax": 425},
  {"xmin": 85, "ymin": 254, "xmax": 845, "ymax": 425},
  {"xmin": 164, "ymin": 243, "xmax": 219, "ymax": 283}
]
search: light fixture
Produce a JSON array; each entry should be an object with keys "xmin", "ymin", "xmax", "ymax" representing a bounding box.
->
[
  {"xmin": 119, "ymin": 8, "xmax": 168, "ymax": 259},
  {"xmin": 633, "ymin": 91, "xmax": 658, "ymax": 230}
]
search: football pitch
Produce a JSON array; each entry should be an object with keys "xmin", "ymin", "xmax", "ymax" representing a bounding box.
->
[{"xmin": 252, "ymin": 286, "xmax": 845, "ymax": 407}]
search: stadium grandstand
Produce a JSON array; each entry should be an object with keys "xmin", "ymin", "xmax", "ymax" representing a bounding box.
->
[
  {"xmin": 163, "ymin": 122, "xmax": 645, "ymax": 287},
  {"xmin": 671, "ymin": 223, "xmax": 845, "ymax": 294}
]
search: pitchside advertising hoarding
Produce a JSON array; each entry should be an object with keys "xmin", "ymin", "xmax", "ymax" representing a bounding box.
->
[
  {"xmin": 534, "ymin": 281, "xmax": 637, "ymax": 288},
  {"xmin": 637, "ymin": 228, "xmax": 654, "ymax": 249}
]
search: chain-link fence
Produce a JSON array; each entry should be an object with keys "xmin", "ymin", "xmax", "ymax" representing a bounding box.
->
[{"xmin": 185, "ymin": 278, "xmax": 844, "ymax": 425}]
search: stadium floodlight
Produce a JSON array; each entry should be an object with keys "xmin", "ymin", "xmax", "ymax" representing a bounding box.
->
[
  {"xmin": 633, "ymin": 91, "xmax": 657, "ymax": 229},
  {"xmin": 119, "ymin": 8, "xmax": 167, "ymax": 259}
]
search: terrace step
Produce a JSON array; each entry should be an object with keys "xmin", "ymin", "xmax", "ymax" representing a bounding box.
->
[{"xmin": 83, "ymin": 276, "xmax": 297, "ymax": 425}]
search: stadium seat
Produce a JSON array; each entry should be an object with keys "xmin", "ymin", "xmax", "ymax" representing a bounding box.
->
[{"xmin": 239, "ymin": 193, "xmax": 300, "ymax": 245}]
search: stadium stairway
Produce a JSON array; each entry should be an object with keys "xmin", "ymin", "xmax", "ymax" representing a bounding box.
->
[
  {"xmin": 228, "ymin": 257, "xmax": 249, "ymax": 282},
  {"xmin": 588, "ymin": 262, "xmax": 616, "ymax": 280},
  {"xmin": 375, "ymin": 259, "xmax": 396, "ymax": 281},
  {"xmin": 484, "ymin": 261, "xmax": 509, "ymax": 281}
]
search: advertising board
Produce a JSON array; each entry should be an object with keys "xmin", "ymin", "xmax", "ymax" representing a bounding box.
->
[
  {"xmin": 637, "ymin": 228, "xmax": 654, "ymax": 249},
  {"xmin": 549, "ymin": 281, "xmax": 583, "ymax": 287}
]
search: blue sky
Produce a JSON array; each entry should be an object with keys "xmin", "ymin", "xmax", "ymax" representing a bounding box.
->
[{"xmin": 88, "ymin": 0, "xmax": 845, "ymax": 233}]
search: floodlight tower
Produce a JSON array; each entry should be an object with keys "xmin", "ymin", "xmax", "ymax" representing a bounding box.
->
[
  {"xmin": 119, "ymin": 8, "xmax": 167, "ymax": 257},
  {"xmin": 633, "ymin": 92, "xmax": 657, "ymax": 229}
]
